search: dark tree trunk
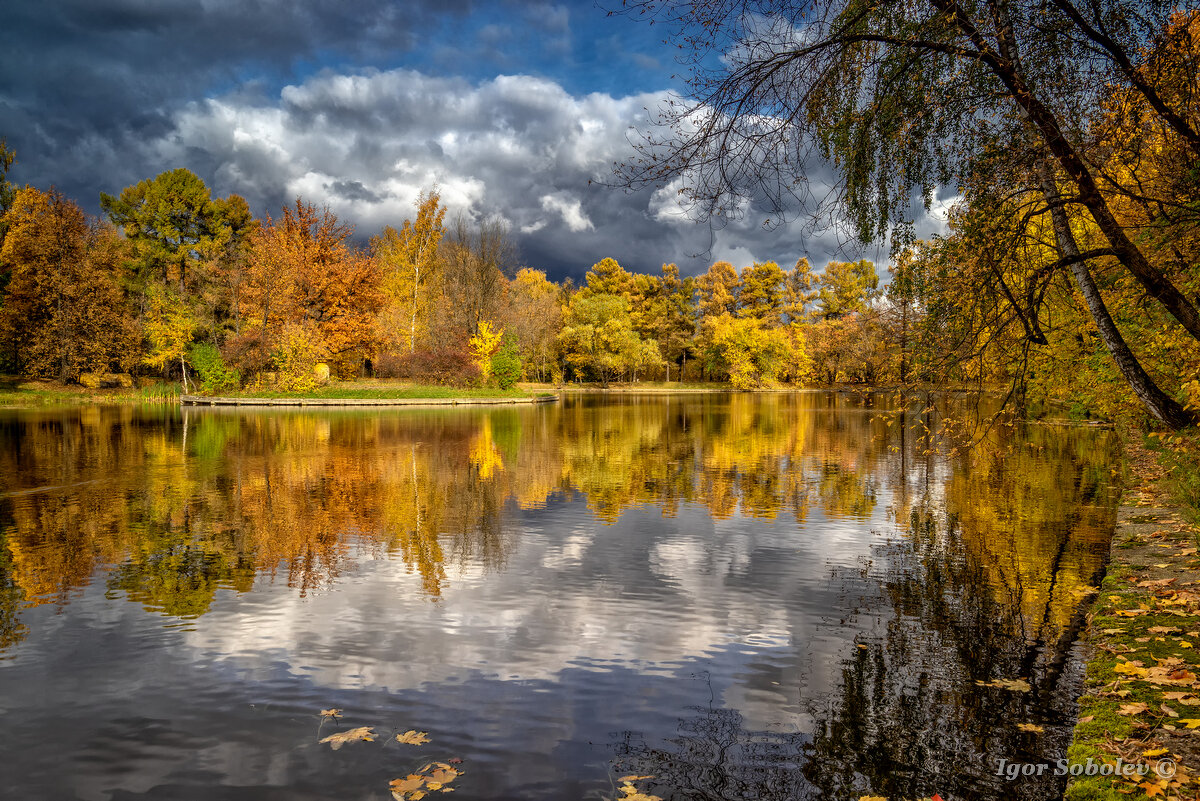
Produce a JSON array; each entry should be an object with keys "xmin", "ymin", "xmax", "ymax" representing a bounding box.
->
[{"xmin": 1039, "ymin": 168, "xmax": 1196, "ymax": 429}]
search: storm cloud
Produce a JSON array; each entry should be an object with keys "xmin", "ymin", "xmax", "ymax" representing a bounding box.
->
[{"xmin": 2, "ymin": 0, "xmax": 949, "ymax": 280}]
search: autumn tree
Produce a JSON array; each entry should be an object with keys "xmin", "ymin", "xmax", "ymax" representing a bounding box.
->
[
  {"xmin": 558, "ymin": 293, "xmax": 661, "ymax": 385},
  {"xmin": 704, "ymin": 314, "xmax": 807, "ymax": 389},
  {"xmin": 0, "ymin": 188, "xmax": 138, "ymax": 380},
  {"xmin": 437, "ymin": 214, "xmax": 517, "ymax": 342},
  {"xmin": 142, "ymin": 284, "xmax": 197, "ymax": 389},
  {"xmin": 240, "ymin": 199, "xmax": 382, "ymax": 379},
  {"xmin": 696, "ymin": 260, "xmax": 739, "ymax": 321},
  {"xmin": 816, "ymin": 260, "xmax": 879, "ymax": 319},
  {"xmin": 737, "ymin": 261, "xmax": 787, "ymax": 323},
  {"xmin": 648, "ymin": 263, "xmax": 697, "ymax": 381},
  {"xmin": 375, "ymin": 190, "xmax": 446, "ymax": 353},
  {"xmin": 580, "ymin": 257, "xmax": 634, "ymax": 299},
  {"xmin": 616, "ymin": 0, "xmax": 1200, "ymax": 426},
  {"xmin": 101, "ymin": 168, "xmax": 250, "ymax": 300},
  {"xmin": 503, "ymin": 267, "xmax": 564, "ymax": 382},
  {"xmin": 0, "ymin": 139, "xmax": 15, "ymax": 268}
]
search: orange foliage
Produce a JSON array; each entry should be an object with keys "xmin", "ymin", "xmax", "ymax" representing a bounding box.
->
[{"xmin": 241, "ymin": 199, "xmax": 382, "ymax": 378}]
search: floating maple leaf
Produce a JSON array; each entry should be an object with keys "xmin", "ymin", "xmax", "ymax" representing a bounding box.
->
[
  {"xmin": 391, "ymin": 774, "xmax": 426, "ymax": 801},
  {"xmin": 320, "ymin": 708, "xmax": 342, "ymax": 719},
  {"xmin": 392, "ymin": 763, "xmax": 462, "ymax": 799},
  {"xmin": 320, "ymin": 727, "xmax": 375, "ymax": 750},
  {"xmin": 975, "ymin": 678, "xmax": 1032, "ymax": 692},
  {"xmin": 396, "ymin": 730, "xmax": 432, "ymax": 745},
  {"xmin": 619, "ymin": 781, "xmax": 662, "ymax": 801}
]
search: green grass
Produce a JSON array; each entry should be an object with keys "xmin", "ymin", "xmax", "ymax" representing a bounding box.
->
[
  {"xmin": 1147, "ymin": 430, "xmax": 1200, "ymax": 525},
  {"xmin": 0, "ymin": 376, "xmax": 181, "ymax": 406}
]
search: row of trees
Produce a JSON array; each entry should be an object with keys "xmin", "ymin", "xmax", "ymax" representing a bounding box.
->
[
  {"xmin": 3, "ymin": 0, "xmax": 1198, "ymax": 432},
  {"xmin": 0, "ymin": 149, "xmax": 902, "ymax": 394},
  {"xmin": 609, "ymin": 1, "xmax": 1200, "ymax": 429},
  {"xmin": 1, "ymin": 152, "xmax": 1190, "ymax": 426}
]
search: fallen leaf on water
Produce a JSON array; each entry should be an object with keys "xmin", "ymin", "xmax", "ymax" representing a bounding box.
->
[
  {"xmin": 320, "ymin": 708, "xmax": 342, "ymax": 718},
  {"xmin": 391, "ymin": 775, "xmax": 426, "ymax": 794},
  {"xmin": 620, "ymin": 776, "xmax": 655, "ymax": 782},
  {"xmin": 397, "ymin": 730, "xmax": 432, "ymax": 745},
  {"xmin": 619, "ymin": 783, "xmax": 662, "ymax": 801},
  {"xmin": 427, "ymin": 767, "xmax": 460, "ymax": 784},
  {"xmin": 975, "ymin": 678, "xmax": 1031, "ymax": 692},
  {"xmin": 320, "ymin": 727, "xmax": 374, "ymax": 750}
]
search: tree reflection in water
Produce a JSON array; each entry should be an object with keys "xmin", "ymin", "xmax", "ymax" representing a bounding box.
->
[
  {"xmin": 0, "ymin": 393, "xmax": 1116, "ymax": 799},
  {"xmin": 609, "ymin": 398, "xmax": 1115, "ymax": 800}
]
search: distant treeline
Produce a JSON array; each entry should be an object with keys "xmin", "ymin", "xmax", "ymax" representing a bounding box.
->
[{"xmin": 1, "ymin": 9, "xmax": 1198, "ymax": 435}]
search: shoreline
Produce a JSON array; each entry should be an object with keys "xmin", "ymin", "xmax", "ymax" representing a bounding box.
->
[
  {"xmin": 181, "ymin": 393, "xmax": 559, "ymax": 407},
  {"xmin": 1066, "ymin": 439, "xmax": 1200, "ymax": 799}
]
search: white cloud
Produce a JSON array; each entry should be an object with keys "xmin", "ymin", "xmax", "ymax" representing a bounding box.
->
[
  {"xmin": 129, "ymin": 66, "xmax": 950, "ymax": 279},
  {"xmin": 540, "ymin": 192, "xmax": 594, "ymax": 232},
  {"xmin": 154, "ymin": 70, "xmax": 662, "ymax": 260}
]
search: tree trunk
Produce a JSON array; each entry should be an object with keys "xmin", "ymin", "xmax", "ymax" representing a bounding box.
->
[{"xmin": 1039, "ymin": 168, "xmax": 1195, "ymax": 429}]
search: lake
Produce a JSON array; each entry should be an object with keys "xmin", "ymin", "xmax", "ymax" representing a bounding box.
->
[{"xmin": 0, "ymin": 393, "xmax": 1118, "ymax": 800}]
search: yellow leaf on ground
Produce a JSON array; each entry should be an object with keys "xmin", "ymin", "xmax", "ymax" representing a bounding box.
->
[
  {"xmin": 1180, "ymin": 719, "xmax": 1200, "ymax": 728},
  {"xmin": 1144, "ymin": 747, "xmax": 1169, "ymax": 757},
  {"xmin": 1118, "ymin": 703, "xmax": 1150, "ymax": 716},
  {"xmin": 1114, "ymin": 662, "xmax": 1148, "ymax": 677},
  {"xmin": 321, "ymin": 727, "xmax": 375, "ymax": 750},
  {"xmin": 1139, "ymin": 780, "xmax": 1166, "ymax": 797}
]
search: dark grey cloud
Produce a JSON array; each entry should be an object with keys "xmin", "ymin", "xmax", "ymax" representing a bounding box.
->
[
  {"xmin": 0, "ymin": 0, "xmax": 468, "ymax": 203},
  {"xmin": 1, "ymin": 0, "xmax": 950, "ymax": 282},
  {"xmin": 138, "ymin": 67, "xmax": 886, "ymax": 279}
]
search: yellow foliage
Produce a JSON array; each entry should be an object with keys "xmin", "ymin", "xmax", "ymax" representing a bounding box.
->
[{"xmin": 469, "ymin": 320, "xmax": 503, "ymax": 381}]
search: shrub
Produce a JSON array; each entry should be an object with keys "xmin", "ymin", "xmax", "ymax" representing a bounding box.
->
[
  {"xmin": 490, "ymin": 335, "xmax": 522, "ymax": 390},
  {"xmin": 187, "ymin": 342, "xmax": 240, "ymax": 393},
  {"xmin": 222, "ymin": 331, "xmax": 272, "ymax": 378},
  {"xmin": 375, "ymin": 346, "xmax": 481, "ymax": 387},
  {"xmin": 271, "ymin": 324, "xmax": 326, "ymax": 392}
]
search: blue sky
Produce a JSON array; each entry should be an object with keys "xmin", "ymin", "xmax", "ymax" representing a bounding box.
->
[{"xmin": 1, "ymin": 0, "xmax": 947, "ymax": 280}]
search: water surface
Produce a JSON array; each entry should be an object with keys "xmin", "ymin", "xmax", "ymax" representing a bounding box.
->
[{"xmin": 0, "ymin": 393, "xmax": 1118, "ymax": 800}]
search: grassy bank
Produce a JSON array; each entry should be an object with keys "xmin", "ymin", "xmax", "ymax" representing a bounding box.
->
[
  {"xmin": 213, "ymin": 381, "xmax": 541, "ymax": 400},
  {"xmin": 1066, "ymin": 438, "xmax": 1200, "ymax": 800},
  {"xmin": 0, "ymin": 376, "xmax": 180, "ymax": 406}
]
